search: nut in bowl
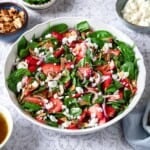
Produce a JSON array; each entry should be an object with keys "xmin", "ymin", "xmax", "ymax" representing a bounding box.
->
[
  {"xmin": 4, "ymin": 17, "xmax": 146, "ymax": 135},
  {"xmin": 0, "ymin": 2, "xmax": 28, "ymax": 37}
]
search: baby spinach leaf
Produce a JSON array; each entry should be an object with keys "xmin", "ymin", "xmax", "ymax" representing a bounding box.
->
[
  {"xmin": 70, "ymin": 107, "xmax": 82, "ymax": 117},
  {"xmin": 116, "ymin": 41, "xmax": 135, "ymax": 62},
  {"xmin": 21, "ymin": 102, "xmax": 41, "ymax": 112},
  {"xmin": 19, "ymin": 48, "xmax": 29, "ymax": 59},
  {"xmin": 64, "ymin": 97, "xmax": 78, "ymax": 108},
  {"xmin": 7, "ymin": 69, "xmax": 31, "ymax": 93},
  {"xmin": 18, "ymin": 36, "xmax": 28, "ymax": 51},
  {"xmin": 123, "ymin": 89, "xmax": 132, "ymax": 101},
  {"xmin": 76, "ymin": 21, "xmax": 90, "ymax": 32},
  {"xmin": 50, "ymin": 23, "xmax": 68, "ymax": 33},
  {"xmin": 46, "ymin": 119, "xmax": 58, "ymax": 127}
]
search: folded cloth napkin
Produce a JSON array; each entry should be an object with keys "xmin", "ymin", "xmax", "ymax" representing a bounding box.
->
[{"xmin": 122, "ymin": 101, "xmax": 150, "ymax": 150}]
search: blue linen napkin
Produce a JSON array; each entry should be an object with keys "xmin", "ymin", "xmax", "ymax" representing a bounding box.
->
[{"xmin": 122, "ymin": 101, "xmax": 150, "ymax": 150}]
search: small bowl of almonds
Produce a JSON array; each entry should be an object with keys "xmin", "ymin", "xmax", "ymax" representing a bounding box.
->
[{"xmin": 0, "ymin": 2, "xmax": 28, "ymax": 38}]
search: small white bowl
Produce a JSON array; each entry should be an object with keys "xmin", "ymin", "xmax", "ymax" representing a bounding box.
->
[
  {"xmin": 4, "ymin": 17, "xmax": 146, "ymax": 135},
  {"xmin": 0, "ymin": 105, "xmax": 13, "ymax": 149},
  {"xmin": 22, "ymin": 0, "xmax": 56, "ymax": 10}
]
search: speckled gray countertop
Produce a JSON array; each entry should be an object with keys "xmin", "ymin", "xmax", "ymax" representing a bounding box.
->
[{"xmin": 0, "ymin": 0, "xmax": 150, "ymax": 150}]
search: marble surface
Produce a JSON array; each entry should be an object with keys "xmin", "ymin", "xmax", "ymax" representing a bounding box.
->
[{"xmin": 0, "ymin": 0, "xmax": 150, "ymax": 149}]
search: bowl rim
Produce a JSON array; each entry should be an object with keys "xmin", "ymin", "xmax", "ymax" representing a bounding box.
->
[
  {"xmin": 4, "ymin": 17, "xmax": 146, "ymax": 135},
  {"xmin": 0, "ymin": 2, "xmax": 28, "ymax": 36},
  {"xmin": 115, "ymin": 0, "xmax": 150, "ymax": 29},
  {"xmin": 22, "ymin": 0, "xmax": 56, "ymax": 9}
]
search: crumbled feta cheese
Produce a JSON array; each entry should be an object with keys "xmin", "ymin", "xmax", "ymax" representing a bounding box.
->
[
  {"xmin": 43, "ymin": 98, "xmax": 49, "ymax": 104},
  {"xmin": 101, "ymin": 75, "xmax": 111, "ymax": 82},
  {"xmin": 31, "ymin": 81, "xmax": 39, "ymax": 88},
  {"xmin": 76, "ymin": 87, "xmax": 84, "ymax": 94},
  {"xmin": 36, "ymin": 110, "xmax": 44, "ymax": 115},
  {"xmin": 49, "ymin": 47, "xmax": 54, "ymax": 53},
  {"xmin": 62, "ymin": 37, "xmax": 68, "ymax": 44},
  {"xmin": 34, "ymin": 47, "xmax": 39, "ymax": 55},
  {"xmin": 61, "ymin": 121, "xmax": 71, "ymax": 128},
  {"xmin": 17, "ymin": 61, "xmax": 28, "ymax": 69},
  {"xmin": 88, "ymin": 118, "xmax": 98, "ymax": 127},
  {"xmin": 117, "ymin": 71, "xmax": 129, "ymax": 79},
  {"xmin": 37, "ymin": 67, "xmax": 42, "ymax": 72},
  {"xmin": 122, "ymin": 0, "xmax": 150, "ymax": 26},
  {"xmin": 48, "ymin": 80, "xmax": 58, "ymax": 89},
  {"xmin": 40, "ymin": 81, "xmax": 45, "ymax": 86},
  {"xmin": 54, "ymin": 93, "xmax": 58, "ymax": 99},
  {"xmin": 45, "ymin": 33, "xmax": 51, "ymax": 39},
  {"xmin": 102, "ymin": 43, "xmax": 112, "ymax": 53},
  {"xmin": 49, "ymin": 115, "xmax": 58, "ymax": 122},
  {"xmin": 17, "ymin": 81, "xmax": 23, "ymax": 92},
  {"xmin": 15, "ymin": 58, "xmax": 20, "ymax": 62},
  {"xmin": 70, "ymin": 64, "xmax": 74, "ymax": 69},
  {"xmin": 89, "ymin": 77, "xmax": 94, "ymax": 82},
  {"xmin": 45, "ymin": 102, "xmax": 53, "ymax": 110},
  {"xmin": 112, "ymin": 74, "xmax": 118, "ymax": 80},
  {"xmin": 67, "ymin": 35, "xmax": 77, "ymax": 43},
  {"xmin": 85, "ymin": 38, "xmax": 98, "ymax": 49}
]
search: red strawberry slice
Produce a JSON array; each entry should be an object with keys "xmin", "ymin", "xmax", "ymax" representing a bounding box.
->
[
  {"xmin": 28, "ymin": 65, "xmax": 37, "ymax": 72},
  {"xmin": 65, "ymin": 62, "xmax": 74, "ymax": 70},
  {"xmin": 89, "ymin": 104, "xmax": 103, "ymax": 120},
  {"xmin": 54, "ymin": 48, "xmax": 64, "ymax": 57},
  {"xmin": 36, "ymin": 116, "xmax": 45, "ymax": 124},
  {"xmin": 25, "ymin": 56, "xmax": 39, "ymax": 66},
  {"xmin": 102, "ymin": 76, "xmax": 112, "ymax": 90},
  {"xmin": 67, "ymin": 123, "xmax": 78, "ymax": 130},
  {"xmin": 106, "ymin": 106, "xmax": 116, "ymax": 118},
  {"xmin": 99, "ymin": 117, "xmax": 107, "ymax": 125},
  {"xmin": 78, "ymin": 67, "xmax": 92, "ymax": 78},
  {"xmin": 42, "ymin": 63, "xmax": 61, "ymax": 75},
  {"xmin": 48, "ymin": 98, "xmax": 62, "ymax": 113},
  {"xmin": 51, "ymin": 31, "xmax": 63, "ymax": 42},
  {"xmin": 24, "ymin": 96, "xmax": 44, "ymax": 106},
  {"xmin": 96, "ymin": 64, "xmax": 112, "ymax": 75}
]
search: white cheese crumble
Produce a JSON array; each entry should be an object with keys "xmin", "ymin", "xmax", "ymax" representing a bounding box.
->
[
  {"xmin": 122, "ymin": 0, "xmax": 150, "ymax": 26},
  {"xmin": 49, "ymin": 115, "xmax": 58, "ymax": 122},
  {"xmin": 48, "ymin": 80, "xmax": 58, "ymax": 89},
  {"xmin": 45, "ymin": 33, "xmax": 52, "ymax": 39},
  {"xmin": 85, "ymin": 38, "xmax": 98, "ymax": 49},
  {"xmin": 62, "ymin": 35, "xmax": 77, "ymax": 44},
  {"xmin": 45, "ymin": 102, "xmax": 53, "ymax": 110},
  {"xmin": 49, "ymin": 47, "xmax": 54, "ymax": 53},
  {"xmin": 31, "ymin": 81, "xmax": 39, "ymax": 88},
  {"xmin": 117, "ymin": 71, "xmax": 129, "ymax": 80},
  {"xmin": 102, "ymin": 43, "xmax": 112, "ymax": 53},
  {"xmin": 76, "ymin": 87, "xmax": 84, "ymax": 94},
  {"xmin": 60, "ymin": 121, "xmax": 71, "ymax": 128},
  {"xmin": 17, "ymin": 81, "xmax": 23, "ymax": 92},
  {"xmin": 17, "ymin": 61, "xmax": 28, "ymax": 69}
]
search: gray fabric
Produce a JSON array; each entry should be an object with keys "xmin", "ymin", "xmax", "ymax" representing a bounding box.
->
[{"xmin": 122, "ymin": 101, "xmax": 150, "ymax": 150}]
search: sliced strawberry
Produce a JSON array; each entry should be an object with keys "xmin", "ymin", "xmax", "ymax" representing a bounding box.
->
[
  {"xmin": 67, "ymin": 123, "xmax": 78, "ymax": 130},
  {"xmin": 109, "ymin": 49, "xmax": 120, "ymax": 56},
  {"xmin": 42, "ymin": 63, "xmax": 61, "ymax": 75},
  {"xmin": 64, "ymin": 80, "xmax": 71, "ymax": 88},
  {"xmin": 99, "ymin": 117, "xmax": 107, "ymax": 125},
  {"xmin": 24, "ymin": 96, "xmax": 44, "ymax": 106},
  {"xmin": 54, "ymin": 48, "xmax": 64, "ymax": 57},
  {"xmin": 118, "ymin": 90, "xmax": 124, "ymax": 99},
  {"xmin": 78, "ymin": 108, "xmax": 90, "ymax": 123},
  {"xmin": 25, "ymin": 56, "xmax": 39, "ymax": 66},
  {"xmin": 35, "ymin": 116, "xmax": 45, "ymax": 124},
  {"xmin": 89, "ymin": 104, "xmax": 103, "ymax": 120},
  {"xmin": 65, "ymin": 62, "xmax": 74, "ymax": 70},
  {"xmin": 51, "ymin": 31, "xmax": 63, "ymax": 42},
  {"xmin": 102, "ymin": 76, "xmax": 112, "ymax": 90},
  {"xmin": 96, "ymin": 64, "xmax": 112, "ymax": 75},
  {"xmin": 48, "ymin": 98, "xmax": 62, "ymax": 113},
  {"xmin": 106, "ymin": 106, "xmax": 116, "ymax": 118},
  {"xmin": 120, "ymin": 78, "xmax": 131, "ymax": 89},
  {"xmin": 75, "ymin": 55, "xmax": 83, "ymax": 63},
  {"xmin": 78, "ymin": 67, "xmax": 92, "ymax": 78},
  {"xmin": 28, "ymin": 65, "xmax": 37, "ymax": 72}
]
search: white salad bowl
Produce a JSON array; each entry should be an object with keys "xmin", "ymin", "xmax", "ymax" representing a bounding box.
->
[{"xmin": 4, "ymin": 17, "xmax": 146, "ymax": 135}]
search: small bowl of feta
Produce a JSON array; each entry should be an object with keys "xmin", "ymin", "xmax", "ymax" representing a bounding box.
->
[{"xmin": 116, "ymin": 0, "xmax": 150, "ymax": 33}]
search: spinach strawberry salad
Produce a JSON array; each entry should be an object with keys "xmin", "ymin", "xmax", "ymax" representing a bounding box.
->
[{"xmin": 7, "ymin": 21, "xmax": 138, "ymax": 129}]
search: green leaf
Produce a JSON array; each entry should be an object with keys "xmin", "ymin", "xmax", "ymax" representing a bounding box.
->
[
  {"xmin": 116, "ymin": 41, "xmax": 135, "ymax": 62},
  {"xmin": 7, "ymin": 69, "xmax": 31, "ymax": 93},
  {"xmin": 94, "ymin": 96, "xmax": 104, "ymax": 104},
  {"xmin": 76, "ymin": 21, "xmax": 90, "ymax": 32},
  {"xmin": 54, "ymin": 113, "xmax": 66, "ymax": 118},
  {"xmin": 70, "ymin": 107, "xmax": 82, "ymax": 117},
  {"xmin": 64, "ymin": 97, "xmax": 78, "ymax": 108},
  {"xmin": 88, "ymin": 30, "xmax": 113, "ymax": 40},
  {"xmin": 27, "ymin": 41, "xmax": 38, "ymax": 49},
  {"xmin": 121, "ymin": 62, "xmax": 135, "ymax": 79},
  {"xmin": 50, "ymin": 23, "xmax": 68, "ymax": 33},
  {"xmin": 46, "ymin": 119, "xmax": 58, "ymax": 127},
  {"xmin": 90, "ymin": 37, "xmax": 104, "ymax": 48},
  {"xmin": 42, "ymin": 24, "xmax": 51, "ymax": 37},
  {"xmin": 45, "ymin": 55, "xmax": 59, "ymax": 63},
  {"xmin": 123, "ymin": 89, "xmax": 132, "ymax": 101},
  {"xmin": 19, "ymin": 48, "xmax": 29, "ymax": 59},
  {"xmin": 106, "ymin": 80, "xmax": 122, "ymax": 94},
  {"xmin": 33, "ymin": 86, "xmax": 47, "ymax": 94},
  {"xmin": 81, "ymin": 93, "xmax": 92, "ymax": 105},
  {"xmin": 18, "ymin": 36, "xmax": 28, "ymax": 51},
  {"xmin": 21, "ymin": 102, "xmax": 41, "ymax": 112}
]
